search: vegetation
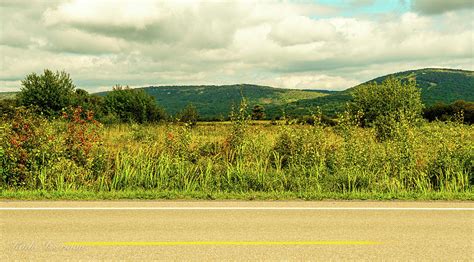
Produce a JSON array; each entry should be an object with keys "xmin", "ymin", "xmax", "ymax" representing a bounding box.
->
[
  {"xmin": 369, "ymin": 68, "xmax": 474, "ymax": 106},
  {"xmin": 1, "ymin": 102, "xmax": 472, "ymax": 198},
  {"xmin": 285, "ymin": 68, "xmax": 473, "ymax": 117},
  {"xmin": 71, "ymin": 89, "xmax": 106, "ymax": 120},
  {"xmin": 3, "ymin": 68, "xmax": 472, "ymax": 121},
  {"xmin": 177, "ymin": 104, "xmax": 199, "ymax": 126},
  {"xmin": 0, "ymin": 92, "xmax": 17, "ymax": 100},
  {"xmin": 17, "ymin": 69, "xmax": 76, "ymax": 116},
  {"xmin": 423, "ymin": 100, "xmax": 473, "ymax": 124},
  {"xmin": 96, "ymin": 84, "xmax": 330, "ymax": 120},
  {"xmin": 251, "ymin": 105, "xmax": 265, "ymax": 120},
  {"xmin": 0, "ymin": 98, "xmax": 17, "ymax": 118},
  {"xmin": 350, "ymin": 77, "xmax": 423, "ymax": 140},
  {"xmin": 1, "ymin": 190, "xmax": 472, "ymax": 200},
  {"xmin": 1, "ymin": 69, "xmax": 472, "ymax": 200},
  {"xmin": 103, "ymin": 85, "xmax": 167, "ymax": 124}
]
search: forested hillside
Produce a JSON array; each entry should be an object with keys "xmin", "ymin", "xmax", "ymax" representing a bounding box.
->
[
  {"xmin": 286, "ymin": 68, "xmax": 473, "ymax": 116},
  {"xmin": 98, "ymin": 84, "xmax": 332, "ymax": 119},
  {"xmin": 362, "ymin": 68, "xmax": 473, "ymax": 105},
  {"xmin": 4, "ymin": 68, "xmax": 472, "ymax": 119}
]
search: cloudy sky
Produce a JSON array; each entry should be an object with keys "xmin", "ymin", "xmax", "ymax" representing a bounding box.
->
[{"xmin": 0, "ymin": 0, "xmax": 472, "ymax": 92}]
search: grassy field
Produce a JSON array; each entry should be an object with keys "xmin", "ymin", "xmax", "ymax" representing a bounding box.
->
[{"xmin": 1, "ymin": 109, "xmax": 473, "ymax": 200}]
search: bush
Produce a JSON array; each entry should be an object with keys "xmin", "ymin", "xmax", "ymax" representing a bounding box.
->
[
  {"xmin": 0, "ymin": 108, "xmax": 59, "ymax": 187},
  {"xmin": 423, "ymin": 100, "xmax": 473, "ymax": 124},
  {"xmin": 18, "ymin": 69, "xmax": 76, "ymax": 116},
  {"xmin": 350, "ymin": 77, "xmax": 424, "ymax": 140},
  {"xmin": 0, "ymin": 106, "xmax": 106, "ymax": 189},
  {"xmin": 104, "ymin": 85, "xmax": 167, "ymax": 123},
  {"xmin": 177, "ymin": 104, "xmax": 199, "ymax": 126},
  {"xmin": 0, "ymin": 99, "xmax": 18, "ymax": 119},
  {"xmin": 71, "ymin": 89, "xmax": 106, "ymax": 121},
  {"xmin": 251, "ymin": 105, "xmax": 265, "ymax": 120},
  {"xmin": 226, "ymin": 98, "xmax": 250, "ymax": 151},
  {"xmin": 62, "ymin": 107, "xmax": 103, "ymax": 167}
]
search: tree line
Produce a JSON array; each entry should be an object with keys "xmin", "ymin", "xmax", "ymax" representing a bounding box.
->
[
  {"xmin": 1, "ymin": 69, "xmax": 472, "ymax": 125},
  {"xmin": 0, "ymin": 70, "xmax": 200, "ymax": 124}
]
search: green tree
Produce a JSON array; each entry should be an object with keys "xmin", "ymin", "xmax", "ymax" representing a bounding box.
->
[
  {"xmin": 251, "ymin": 105, "xmax": 265, "ymax": 120},
  {"xmin": 71, "ymin": 89, "xmax": 105, "ymax": 120},
  {"xmin": 177, "ymin": 103, "xmax": 199, "ymax": 126},
  {"xmin": 423, "ymin": 100, "xmax": 473, "ymax": 124},
  {"xmin": 18, "ymin": 69, "xmax": 76, "ymax": 116},
  {"xmin": 350, "ymin": 77, "xmax": 423, "ymax": 140},
  {"xmin": 104, "ymin": 85, "xmax": 167, "ymax": 123}
]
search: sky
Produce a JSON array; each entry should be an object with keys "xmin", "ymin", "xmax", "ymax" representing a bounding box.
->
[{"xmin": 0, "ymin": 0, "xmax": 473, "ymax": 92}]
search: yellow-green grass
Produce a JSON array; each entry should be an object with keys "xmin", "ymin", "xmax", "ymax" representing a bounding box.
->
[{"xmin": 1, "ymin": 116, "xmax": 473, "ymax": 199}]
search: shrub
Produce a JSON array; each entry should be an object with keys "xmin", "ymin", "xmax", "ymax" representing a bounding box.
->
[
  {"xmin": 350, "ymin": 77, "xmax": 423, "ymax": 140},
  {"xmin": 423, "ymin": 100, "xmax": 474, "ymax": 124},
  {"xmin": 104, "ymin": 85, "xmax": 167, "ymax": 123},
  {"xmin": 71, "ymin": 89, "xmax": 106, "ymax": 121},
  {"xmin": 62, "ymin": 107, "xmax": 103, "ymax": 167},
  {"xmin": 0, "ymin": 106, "xmax": 107, "ymax": 189},
  {"xmin": 165, "ymin": 126, "xmax": 196, "ymax": 162},
  {"xmin": 0, "ymin": 107, "xmax": 59, "ymax": 187},
  {"xmin": 226, "ymin": 97, "xmax": 250, "ymax": 151},
  {"xmin": 177, "ymin": 104, "xmax": 199, "ymax": 126},
  {"xmin": 18, "ymin": 69, "xmax": 76, "ymax": 116},
  {"xmin": 0, "ymin": 99, "xmax": 18, "ymax": 119},
  {"xmin": 251, "ymin": 105, "xmax": 265, "ymax": 120}
]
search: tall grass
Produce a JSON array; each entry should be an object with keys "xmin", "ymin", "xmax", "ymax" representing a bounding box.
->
[{"xmin": 1, "ymin": 108, "xmax": 473, "ymax": 197}]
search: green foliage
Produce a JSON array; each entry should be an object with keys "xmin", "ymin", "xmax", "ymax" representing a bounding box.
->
[
  {"xmin": 1, "ymin": 107, "xmax": 55, "ymax": 187},
  {"xmin": 71, "ymin": 89, "xmax": 106, "ymax": 120},
  {"xmin": 251, "ymin": 105, "xmax": 265, "ymax": 120},
  {"xmin": 62, "ymin": 107, "xmax": 103, "ymax": 167},
  {"xmin": 6, "ymin": 68, "xmax": 473, "ymax": 123},
  {"xmin": 0, "ymin": 107, "xmax": 105, "ymax": 189},
  {"xmin": 226, "ymin": 97, "xmax": 250, "ymax": 151},
  {"xmin": 423, "ymin": 100, "xmax": 473, "ymax": 124},
  {"xmin": 0, "ymin": 92, "xmax": 17, "ymax": 100},
  {"xmin": 350, "ymin": 77, "xmax": 423, "ymax": 140},
  {"xmin": 18, "ymin": 69, "xmax": 76, "ymax": 116},
  {"xmin": 1, "ymin": 69, "xmax": 473, "ymax": 196},
  {"xmin": 1, "ymin": 118, "xmax": 472, "ymax": 194},
  {"xmin": 177, "ymin": 104, "xmax": 199, "ymax": 126},
  {"xmin": 104, "ymin": 85, "xmax": 167, "ymax": 123},
  {"xmin": 97, "ymin": 84, "xmax": 329, "ymax": 120},
  {"xmin": 286, "ymin": 68, "xmax": 473, "ymax": 118},
  {"xmin": 0, "ymin": 99, "xmax": 18, "ymax": 118}
]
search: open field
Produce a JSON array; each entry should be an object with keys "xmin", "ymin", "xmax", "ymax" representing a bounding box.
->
[{"xmin": 1, "ymin": 201, "xmax": 473, "ymax": 260}]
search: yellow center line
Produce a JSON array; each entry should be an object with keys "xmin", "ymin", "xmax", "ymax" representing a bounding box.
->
[{"xmin": 64, "ymin": 241, "xmax": 381, "ymax": 246}]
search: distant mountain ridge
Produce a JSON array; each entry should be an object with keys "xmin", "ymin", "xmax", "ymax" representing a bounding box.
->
[
  {"xmin": 354, "ymin": 68, "xmax": 473, "ymax": 105},
  {"xmin": 97, "ymin": 84, "xmax": 332, "ymax": 119},
  {"xmin": 285, "ymin": 68, "xmax": 474, "ymax": 116},
  {"xmin": 3, "ymin": 68, "xmax": 473, "ymax": 119}
]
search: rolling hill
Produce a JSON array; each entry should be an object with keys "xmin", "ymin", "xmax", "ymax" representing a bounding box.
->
[
  {"xmin": 286, "ymin": 68, "xmax": 474, "ymax": 116},
  {"xmin": 3, "ymin": 68, "xmax": 472, "ymax": 119},
  {"xmin": 98, "ymin": 84, "xmax": 335, "ymax": 119},
  {"xmin": 355, "ymin": 68, "xmax": 473, "ymax": 105}
]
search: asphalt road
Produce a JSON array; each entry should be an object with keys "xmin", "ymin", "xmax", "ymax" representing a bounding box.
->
[{"xmin": 1, "ymin": 201, "xmax": 473, "ymax": 261}]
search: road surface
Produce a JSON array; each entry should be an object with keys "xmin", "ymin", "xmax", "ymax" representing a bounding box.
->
[{"xmin": 1, "ymin": 201, "xmax": 473, "ymax": 261}]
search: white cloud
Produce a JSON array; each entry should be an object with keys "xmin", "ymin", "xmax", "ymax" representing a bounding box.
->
[
  {"xmin": 269, "ymin": 16, "xmax": 338, "ymax": 46},
  {"xmin": 43, "ymin": 0, "xmax": 163, "ymax": 29},
  {"xmin": 0, "ymin": 0, "xmax": 472, "ymax": 93},
  {"xmin": 258, "ymin": 73, "xmax": 359, "ymax": 90}
]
